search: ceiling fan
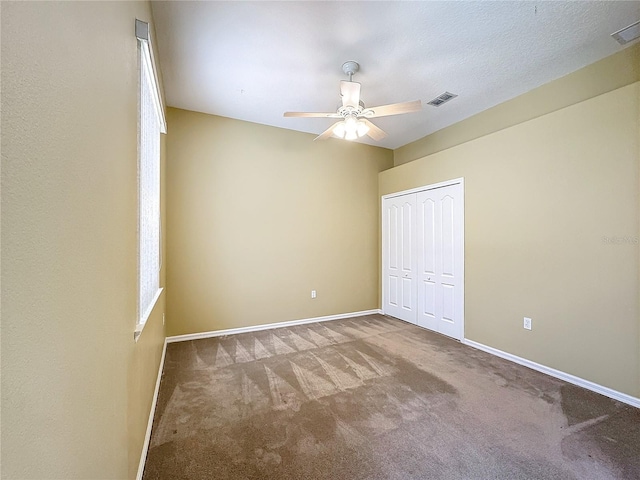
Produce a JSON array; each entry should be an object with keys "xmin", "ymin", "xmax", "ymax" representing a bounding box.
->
[{"xmin": 284, "ymin": 61, "xmax": 422, "ymax": 142}]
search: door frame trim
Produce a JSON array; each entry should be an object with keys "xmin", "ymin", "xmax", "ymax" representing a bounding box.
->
[
  {"xmin": 381, "ymin": 177, "xmax": 465, "ymax": 200},
  {"xmin": 381, "ymin": 177, "xmax": 465, "ymax": 340}
]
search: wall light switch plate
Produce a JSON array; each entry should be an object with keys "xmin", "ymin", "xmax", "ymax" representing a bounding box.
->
[
  {"xmin": 311, "ymin": 290, "xmax": 317, "ymax": 299},
  {"xmin": 524, "ymin": 317, "xmax": 532, "ymax": 330}
]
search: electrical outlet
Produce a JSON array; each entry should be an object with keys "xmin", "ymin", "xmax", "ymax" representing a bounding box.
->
[
  {"xmin": 524, "ymin": 317, "xmax": 532, "ymax": 330},
  {"xmin": 311, "ymin": 290, "xmax": 317, "ymax": 299}
]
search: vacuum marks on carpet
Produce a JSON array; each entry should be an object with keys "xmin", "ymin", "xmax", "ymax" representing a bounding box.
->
[{"xmin": 143, "ymin": 316, "xmax": 639, "ymax": 480}]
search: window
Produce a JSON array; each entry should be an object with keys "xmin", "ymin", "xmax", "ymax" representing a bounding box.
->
[{"xmin": 136, "ymin": 19, "xmax": 166, "ymax": 337}]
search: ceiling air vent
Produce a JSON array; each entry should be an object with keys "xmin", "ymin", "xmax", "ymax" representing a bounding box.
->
[
  {"xmin": 611, "ymin": 20, "xmax": 640, "ymax": 45},
  {"xmin": 427, "ymin": 92, "xmax": 458, "ymax": 107}
]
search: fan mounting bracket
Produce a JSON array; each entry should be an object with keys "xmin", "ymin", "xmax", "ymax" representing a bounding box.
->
[{"xmin": 342, "ymin": 61, "xmax": 360, "ymax": 80}]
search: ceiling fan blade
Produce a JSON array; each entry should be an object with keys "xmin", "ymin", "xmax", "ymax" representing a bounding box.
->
[
  {"xmin": 313, "ymin": 122, "xmax": 340, "ymax": 141},
  {"xmin": 340, "ymin": 81, "xmax": 361, "ymax": 108},
  {"xmin": 362, "ymin": 100, "xmax": 422, "ymax": 118},
  {"xmin": 362, "ymin": 119, "xmax": 387, "ymax": 141},
  {"xmin": 284, "ymin": 111, "xmax": 342, "ymax": 118}
]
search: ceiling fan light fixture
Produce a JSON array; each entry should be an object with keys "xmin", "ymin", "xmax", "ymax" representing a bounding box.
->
[
  {"xmin": 356, "ymin": 121, "xmax": 369, "ymax": 137},
  {"xmin": 334, "ymin": 117, "xmax": 369, "ymax": 141},
  {"xmin": 344, "ymin": 129, "xmax": 358, "ymax": 141},
  {"xmin": 341, "ymin": 115, "xmax": 360, "ymax": 140},
  {"xmin": 333, "ymin": 122, "xmax": 346, "ymax": 138},
  {"xmin": 345, "ymin": 115, "xmax": 358, "ymax": 130}
]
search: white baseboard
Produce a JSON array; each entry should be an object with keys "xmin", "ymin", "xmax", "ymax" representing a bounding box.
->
[
  {"xmin": 136, "ymin": 338, "xmax": 168, "ymax": 480},
  {"xmin": 462, "ymin": 339, "xmax": 640, "ymax": 409},
  {"xmin": 166, "ymin": 309, "xmax": 382, "ymax": 343}
]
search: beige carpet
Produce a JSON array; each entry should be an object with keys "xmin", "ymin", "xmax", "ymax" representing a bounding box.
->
[{"xmin": 143, "ymin": 315, "xmax": 639, "ymax": 479}]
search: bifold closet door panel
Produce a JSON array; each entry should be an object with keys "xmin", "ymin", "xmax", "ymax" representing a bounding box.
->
[
  {"xmin": 416, "ymin": 184, "xmax": 463, "ymax": 340},
  {"xmin": 416, "ymin": 194, "xmax": 437, "ymax": 331},
  {"xmin": 382, "ymin": 194, "xmax": 417, "ymax": 324}
]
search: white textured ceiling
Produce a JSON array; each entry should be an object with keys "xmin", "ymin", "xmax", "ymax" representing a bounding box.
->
[{"xmin": 151, "ymin": 1, "xmax": 640, "ymax": 150}]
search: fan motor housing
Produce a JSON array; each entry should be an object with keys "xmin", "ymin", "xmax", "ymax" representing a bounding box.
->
[{"xmin": 337, "ymin": 100, "xmax": 365, "ymax": 118}]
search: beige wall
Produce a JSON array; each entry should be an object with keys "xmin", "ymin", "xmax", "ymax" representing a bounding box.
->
[
  {"xmin": 127, "ymin": 132, "xmax": 168, "ymax": 479},
  {"xmin": 395, "ymin": 43, "xmax": 640, "ymax": 166},
  {"xmin": 127, "ymin": 293, "xmax": 165, "ymax": 479},
  {"xmin": 166, "ymin": 108, "xmax": 393, "ymax": 336},
  {"xmin": 1, "ymin": 2, "xmax": 166, "ymax": 479},
  {"xmin": 380, "ymin": 82, "xmax": 640, "ymax": 397}
]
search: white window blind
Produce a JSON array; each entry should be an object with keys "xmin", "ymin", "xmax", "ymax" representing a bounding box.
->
[{"xmin": 137, "ymin": 19, "xmax": 165, "ymax": 330}]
